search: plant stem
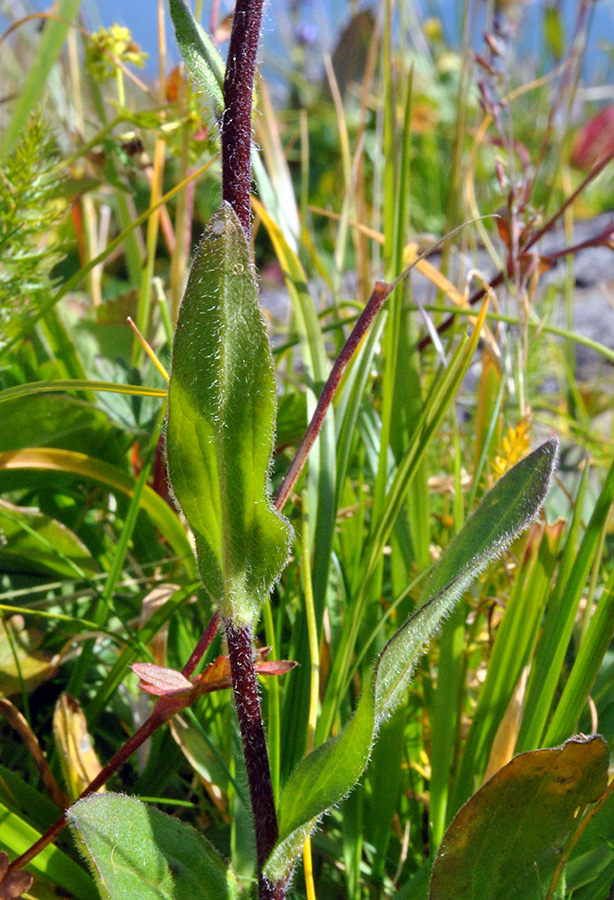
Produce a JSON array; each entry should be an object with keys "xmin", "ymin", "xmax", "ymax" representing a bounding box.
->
[
  {"xmin": 275, "ymin": 280, "xmax": 395, "ymax": 510},
  {"xmin": 219, "ymin": 2, "xmax": 284, "ymax": 893},
  {"xmin": 224, "ymin": 620, "xmax": 279, "ymax": 896},
  {"xmin": 221, "ymin": 0, "xmax": 265, "ymax": 237}
]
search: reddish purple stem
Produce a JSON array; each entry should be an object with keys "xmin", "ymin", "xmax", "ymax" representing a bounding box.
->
[
  {"xmin": 274, "ymin": 280, "xmax": 395, "ymax": 510},
  {"xmin": 182, "ymin": 609, "xmax": 220, "ymax": 678},
  {"xmin": 221, "ymin": 0, "xmax": 266, "ymax": 238},
  {"xmin": 225, "ymin": 620, "xmax": 279, "ymax": 899}
]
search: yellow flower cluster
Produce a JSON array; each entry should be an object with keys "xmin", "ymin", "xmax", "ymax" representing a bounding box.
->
[
  {"xmin": 86, "ymin": 24, "xmax": 148, "ymax": 82},
  {"xmin": 493, "ymin": 420, "xmax": 531, "ymax": 478}
]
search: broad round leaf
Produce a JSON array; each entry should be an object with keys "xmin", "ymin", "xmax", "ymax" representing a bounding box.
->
[{"xmin": 429, "ymin": 735, "xmax": 609, "ymax": 900}]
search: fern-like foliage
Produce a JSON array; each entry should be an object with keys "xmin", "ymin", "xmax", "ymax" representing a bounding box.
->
[{"xmin": 0, "ymin": 115, "xmax": 67, "ymax": 348}]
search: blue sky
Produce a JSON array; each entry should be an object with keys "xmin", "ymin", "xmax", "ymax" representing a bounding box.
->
[
  {"xmin": 78, "ymin": 0, "xmax": 346, "ymax": 79},
  {"xmin": 14, "ymin": 0, "xmax": 614, "ymax": 86}
]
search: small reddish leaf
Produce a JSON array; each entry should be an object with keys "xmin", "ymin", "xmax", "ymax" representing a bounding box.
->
[
  {"xmin": 192, "ymin": 656, "xmax": 233, "ymax": 694},
  {"xmin": 256, "ymin": 660, "xmax": 297, "ymax": 676},
  {"xmin": 200, "ymin": 655, "xmax": 231, "ymax": 682},
  {"xmin": 131, "ymin": 663, "xmax": 193, "ymax": 697}
]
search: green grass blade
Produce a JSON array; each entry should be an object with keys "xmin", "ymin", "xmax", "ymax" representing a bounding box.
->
[
  {"xmin": 318, "ymin": 306, "xmax": 487, "ymax": 744},
  {"xmin": 255, "ymin": 198, "xmax": 337, "ymax": 770},
  {"xmin": 0, "ymin": 0, "xmax": 83, "ymax": 159},
  {"xmin": 519, "ymin": 454, "xmax": 614, "ymax": 750},
  {"xmin": 0, "ymin": 380, "xmax": 167, "ymax": 403},
  {"xmin": 545, "ymin": 563, "xmax": 614, "ymax": 746},
  {"xmin": 0, "ymin": 800, "xmax": 97, "ymax": 899},
  {"xmin": 0, "ymin": 447, "xmax": 194, "ymax": 574},
  {"xmin": 428, "ymin": 601, "xmax": 467, "ymax": 848}
]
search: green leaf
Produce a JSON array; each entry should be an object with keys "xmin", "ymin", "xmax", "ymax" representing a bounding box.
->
[
  {"xmin": 429, "ymin": 735, "xmax": 609, "ymax": 900},
  {"xmin": 264, "ymin": 687, "xmax": 375, "ymax": 884},
  {"xmin": 0, "ymin": 393, "xmax": 126, "ymax": 465},
  {"xmin": 374, "ymin": 438, "xmax": 558, "ymax": 721},
  {"xmin": 68, "ymin": 793, "xmax": 237, "ymax": 900},
  {"xmin": 168, "ymin": 0, "xmax": 225, "ymax": 129},
  {"xmin": 266, "ymin": 440, "xmax": 557, "ymax": 883},
  {"xmin": 0, "ymin": 800, "xmax": 98, "ymax": 899},
  {"xmin": 166, "ymin": 203, "xmax": 291, "ymax": 624},
  {"xmin": 0, "ymin": 500, "xmax": 97, "ymax": 578}
]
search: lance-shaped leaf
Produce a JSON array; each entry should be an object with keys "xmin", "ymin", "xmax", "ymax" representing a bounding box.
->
[
  {"xmin": 166, "ymin": 203, "xmax": 291, "ymax": 625},
  {"xmin": 374, "ymin": 437, "xmax": 559, "ymax": 720},
  {"xmin": 265, "ymin": 440, "xmax": 558, "ymax": 883},
  {"xmin": 168, "ymin": 0, "xmax": 225, "ymax": 131}
]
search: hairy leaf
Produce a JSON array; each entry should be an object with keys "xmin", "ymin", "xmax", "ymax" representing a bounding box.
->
[
  {"xmin": 266, "ymin": 440, "xmax": 558, "ymax": 881},
  {"xmin": 374, "ymin": 438, "xmax": 559, "ymax": 720},
  {"xmin": 166, "ymin": 203, "xmax": 290, "ymax": 624},
  {"xmin": 265, "ymin": 688, "xmax": 375, "ymax": 883},
  {"xmin": 68, "ymin": 793, "xmax": 237, "ymax": 900},
  {"xmin": 168, "ymin": 0, "xmax": 225, "ymax": 131}
]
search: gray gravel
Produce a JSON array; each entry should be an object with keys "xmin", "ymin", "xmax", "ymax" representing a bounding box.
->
[{"xmin": 260, "ymin": 214, "xmax": 614, "ymax": 381}]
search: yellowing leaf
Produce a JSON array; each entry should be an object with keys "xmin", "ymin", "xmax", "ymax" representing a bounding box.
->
[
  {"xmin": 53, "ymin": 694, "xmax": 104, "ymax": 801},
  {"xmin": 0, "ymin": 617, "xmax": 56, "ymax": 698}
]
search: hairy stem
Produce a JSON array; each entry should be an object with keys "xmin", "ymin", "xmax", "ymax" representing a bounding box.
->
[
  {"xmin": 220, "ymin": 2, "xmax": 284, "ymax": 894},
  {"xmin": 225, "ymin": 620, "xmax": 279, "ymax": 896},
  {"xmin": 221, "ymin": 0, "xmax": 265, "ymax": 237}
]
